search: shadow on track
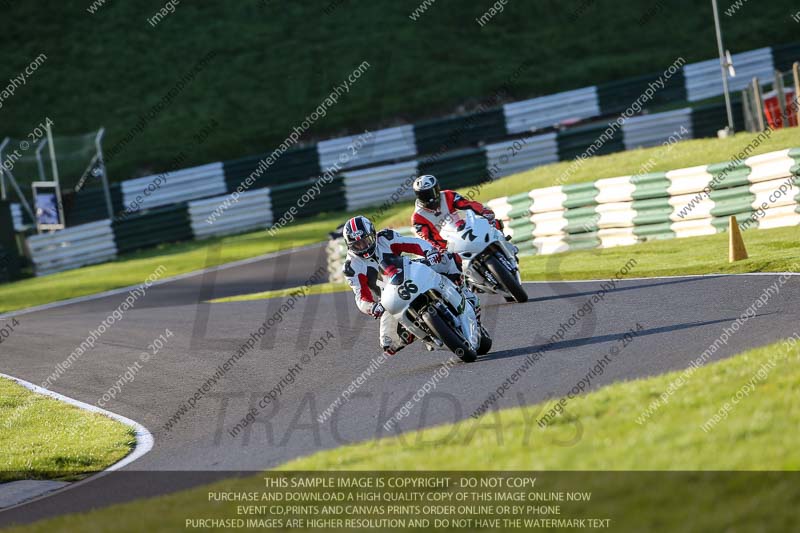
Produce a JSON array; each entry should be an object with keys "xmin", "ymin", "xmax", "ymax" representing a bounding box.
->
[
  {"xmin": 522, "ymin": 276, "xmax": 726, "ymax": 304},
  {"xmin": 477, "ymin": 315, "xmax": 776, "ymax": 363}
]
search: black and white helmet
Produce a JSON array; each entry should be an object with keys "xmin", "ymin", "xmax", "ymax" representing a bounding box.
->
[
  {"xmin": 413, "ymin": 174, "xmax": 441, "ymax": 211},
  {"xmin": 343, "ymin": 215, "xmax": 377, "ymax": 259}
]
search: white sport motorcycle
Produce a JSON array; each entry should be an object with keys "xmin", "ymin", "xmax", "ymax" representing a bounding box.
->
[
  {"xmin": 440, "ymin": 210, "xmax": 528, "ymax": 303},
  {"xmin": 379, "ymin": 256, "xmax": 491, "ymax": 362}
]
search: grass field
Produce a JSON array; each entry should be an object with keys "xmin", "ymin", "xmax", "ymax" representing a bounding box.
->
[
  {"xmin": 0, "ymin": 377, "xmax": 134, "ymax": 482},
  {"xmin": 7, "ymin": 338, "xmax": 799, "ymax": 532},
  {"xmin": 280, "ymin": 338, "xmax": 800, "ymax": 470},
  {"xmin": 2, "ymin": 128, "xmax": 799, "ymax": 314},
  {"xmin": 2, "ymin": 1, "xmax": 798, "ymax": 181}
]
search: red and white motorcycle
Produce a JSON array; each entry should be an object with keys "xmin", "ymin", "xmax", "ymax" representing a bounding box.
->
[
  {"xmin": 440, "ymin": 209, "xmax": 528, "ymax": 303},
  {"xmin": 379, "ymin": 256, "xmax": 491, "ymax": 362}
]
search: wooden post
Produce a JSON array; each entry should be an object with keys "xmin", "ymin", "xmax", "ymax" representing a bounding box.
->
[
  {"xmin": 752, "ymin": 78, "xmax": 766, "ymax": 131},
  {"xmin": 741, "ymin": 88, "xmax": 754, "ymax": 132},
  {"xmin": 775, "ymin": 69, "xmax": 788, "ymax": 128},
  {"xmin": 793, "ymin": 62, "xmax": 800, "ymax": 124}
]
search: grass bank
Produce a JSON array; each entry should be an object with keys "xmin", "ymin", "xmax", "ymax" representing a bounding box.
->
[
  {"xmin": 3, "ymin": 2, "xmax": 797, "ymax": 180},
  {"xmin": 7, "ymin": 338, "xmax": 799, "ymax": 532},
  {"xmin": 0, "ymin": 377, "xmax": 134, "ymax": 482}
]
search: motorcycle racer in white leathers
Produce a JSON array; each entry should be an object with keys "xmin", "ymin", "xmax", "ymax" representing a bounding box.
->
[{"xmin": 341, "ymin": 215, "xmax": 480, "ymax": 356}]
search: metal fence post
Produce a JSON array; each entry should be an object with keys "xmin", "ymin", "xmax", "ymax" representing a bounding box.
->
[{"xmin": 95, "ymin": 128, "xmax": 114, "ymax": 221}]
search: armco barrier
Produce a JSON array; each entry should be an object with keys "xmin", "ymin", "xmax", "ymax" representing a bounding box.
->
[
  {"xmin": 503, "ymin": 87, "xmax": 600, "ymax": 134},
  {"xmin": 27, "ymin": 220, "xmax": 117, "ymax": 276},
  {"xmin": 188, "ymin": 188, "xmax": 272, "ymax": 239},
  {"xmin": 269, "ymin": 177, "xmax": 347, "ymax": 223},
  {"xmin": 64, "ymin": 183, "xmax": 123, "ymax": 226},
  {"xmin": 11, "ymin": 203, "xmax": 25, "ymax": 231},
  {"xmin": 223, "ymin": 145, "xmax": 320, "ymax": 192},
  {"xmin": 112, "ymin": 204, "xmax": 193, "ymax": 255},
  {"xmin": 414, "ymin": 109, "xmax": 507, "ymax": 156},
  {"xmin": 622, "ymin": 108, "xmax": 693, "ymax": 150},
  {"xmin": 597, "ymin": 71, "xmax": 687, "ymax": 115},
  {"xmin": 691, "ymin": 100, "xmax": 744, "ymax": 139},
  {"xmin": 317, "ymin": 126, "xmax": 416, "ymax": 171},
  {"xmin": 773, "ymin": 42, "xmax": 800, "ymax": 72},
  {"xmin": 418, "ymin": 147, "xmax": 488, "ymax": 190},
  {"xmin": 121, "ymin": 162, "xmax": 226, "ymax": 212},
  {"xmin": 484, "ymin": 134, "xmax": 559, "ymax": 179},
  {"xmin": 557, "ymin": 121, "xmax": 626, "ymax": 161},
  {"xmin": 342, "ymin": 160, "xmax": 419, "ymax": 211},
  {"xmin": 684, "ymin": 47, "xmax": 774, "ymax": 102},
  {"xmin": 0, "ymin": 201, "xmax": 21, "ymax": 282}
]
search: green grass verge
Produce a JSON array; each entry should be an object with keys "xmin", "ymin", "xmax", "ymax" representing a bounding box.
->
[
  {"xmin": 280, "ymin": 338, "xmax": 800, "ymax": 470},
  {"xmin": 519, "ymin": 224, "xmax": 800, "ymax": 281},
  {"xmin": 0, "ymin": 377, "xmax": 135, "ymax": 482},
  {"xmin": 209, "ymin": 281, "xmax": 347, "ymax": 303},
  {"xmin": 4, "ymin": 2, "xmax": 796, "ymax": 180},
  {"xmin": 3, "ymin": 128, "xmax": 799, "ymax": 314},
  {"xmin": 7, "ymin": 339, "xmax": 799, "ymax": 532}
]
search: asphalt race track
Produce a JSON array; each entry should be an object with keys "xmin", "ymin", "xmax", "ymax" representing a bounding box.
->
[{"xmin": 1, "ymin": 243, "xmax": 798, "ymax": 526}]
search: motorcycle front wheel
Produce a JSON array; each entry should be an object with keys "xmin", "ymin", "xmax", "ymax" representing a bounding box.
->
[
  {"xmin": 422, "ymin": 307, "xmax": 477, "ymax": 362},
  {"xmin": 484, "ymin": 255, "xmax": 528, "ymax": 303}
]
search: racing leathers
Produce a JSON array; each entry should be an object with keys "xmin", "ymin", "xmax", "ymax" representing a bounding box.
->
[
  {"xmin": 343, "ymin": 229, "xmax": 478, "ymax": 355},
  {"xmin": 412, "ymin": 190, "xmax": 503, "ymax": 249}
]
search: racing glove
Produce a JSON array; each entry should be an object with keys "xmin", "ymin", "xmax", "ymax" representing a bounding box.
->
[
  {"xmin": 481, "ymin": 208, "xmax": 496, "ymax": 223},
  {"xmin": 370, "ymin": 302, "xmax": 385, "ymax": 319}
]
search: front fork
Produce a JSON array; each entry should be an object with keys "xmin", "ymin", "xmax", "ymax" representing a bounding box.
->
[
  {"xmin": 474, "ymin": 243, "xmax": 518, "ymax": 288},
  {"xmin": 405, "ymin": 292, "xmax": 462, "ymax": 341}
]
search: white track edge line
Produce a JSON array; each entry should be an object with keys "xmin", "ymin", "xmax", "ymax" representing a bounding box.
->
[
  {"xmin": 0, "ymin": 242, "xmax": 325, "ymax": 319},
  {"xmin": 0, "ymin": 372, "xmax": 154, "ymax": 512}
]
